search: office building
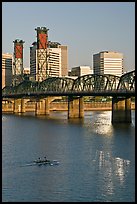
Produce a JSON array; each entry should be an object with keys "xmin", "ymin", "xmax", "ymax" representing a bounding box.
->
[
  {"xmin": 30, "ymin": 43, "xmax": 62, "ymax": 81},
  {"xmin": 30, "ymin": 42, "xmax": 38, "ymax": 81},
  {"xmin": 48, "ymin": 47, "xmax": 61, "ymax": 77},
  {"xmin": 2, "ymin": 53, "xmax": 13, "ymax": 89},
  {"xmin": 58, "ymin": 45, "xmax": 68, "ymax": 76},
  {"xmin": 93, "ymin": 51, "xmax": 123, "ymax": 76},
  {"xmin": 69, "ymin": 66, "xmax": 93, "ymax": 77}
]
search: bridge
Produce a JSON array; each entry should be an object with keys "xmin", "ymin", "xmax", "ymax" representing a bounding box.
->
[{"xmin": 2, "ymin": 70, "xmax": 135, "ymax": 123}]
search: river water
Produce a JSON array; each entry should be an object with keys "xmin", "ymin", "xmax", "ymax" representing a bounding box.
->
[{"xmin": 2, "ymin": 111, "xmax": 135, "ymax": 202}]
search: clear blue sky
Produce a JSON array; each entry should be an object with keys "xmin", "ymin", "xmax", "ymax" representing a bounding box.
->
[{"xmin": 2, "ymin": 2, "xmax": 135, "ymax": 72}]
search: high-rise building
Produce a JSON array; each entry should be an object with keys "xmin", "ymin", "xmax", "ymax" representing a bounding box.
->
[
  {"xmin": 58, "ymin": 45, "xmax": 68, "ymax": 76},
  {"xmin": 30, "ymin": 42, "xmax": 62, "ymax": 81},
  {"xmin": 30, "ymin": 27, "xmax": 68, "ymax": 81},
  {"xmin": 48, "ymin": 47, "xmax": 61, "ymax": 77},
  {"xmin": 2, "ymin": 53, "xmax": 13, "ymax": 88},
  {"xmin": 93, "ymin": 51, "xmax": 123, "ymax": 76},
  {"xmin": 30, "ymin": 42, "xmax": 37, "ymax": 81}
]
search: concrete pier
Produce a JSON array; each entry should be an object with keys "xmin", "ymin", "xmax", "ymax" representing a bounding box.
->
[
  {"xmin": 112, "ymin": 97, "xmax": 131, "ymax": 123},
  {"xmin": 68, "ymin": 96, "xmax": 84, "ymax": 118},
  {"xmin": 13, "ymin": 99, "xmax": 25, "ymax": 113},
  {"xmin": 35, "ymin": 98, "xmax": 50, "ymax": 115}
]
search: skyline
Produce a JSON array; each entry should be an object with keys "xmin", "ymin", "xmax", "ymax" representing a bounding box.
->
[{"xmin": 2, "ymin": 2, "xmax": 135, "ymax": 72}]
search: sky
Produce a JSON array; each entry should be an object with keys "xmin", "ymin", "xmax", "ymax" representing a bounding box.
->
[{"xmin": 2, "ymin": 2, "xmax": 135, "ymax": 72}]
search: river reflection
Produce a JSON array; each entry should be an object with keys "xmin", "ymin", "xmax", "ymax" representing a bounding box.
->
[
  {"xmin": 93, "ymin": 150, "xmax": 131, "ymax": 183},
  {"xmin": 2, "ymin": 111, "xmax": 135, "ymax": 202}
]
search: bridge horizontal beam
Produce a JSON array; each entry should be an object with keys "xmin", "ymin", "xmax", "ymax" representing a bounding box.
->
[{"xmin": 2, "ymin": 91, "xmax": 135, "ymax": 99}]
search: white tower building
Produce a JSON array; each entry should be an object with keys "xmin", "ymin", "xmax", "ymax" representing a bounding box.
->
[
  {"xmin": 2, "ymin": 53, "xmax": 13, "ymax": 88},
  {"xmin": 93, "ymin": 51, "xmax": 124, "ymax": 77}
]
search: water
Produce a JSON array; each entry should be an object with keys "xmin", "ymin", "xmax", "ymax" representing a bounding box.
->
[{"xmin": 2, "ymin": 111, "xmax": 135, "ymax": 202}]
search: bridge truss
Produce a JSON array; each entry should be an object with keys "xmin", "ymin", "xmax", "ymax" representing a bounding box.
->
[{"xmin": 2, "ymin": 70, "xmax": 135, "ymax": 97}]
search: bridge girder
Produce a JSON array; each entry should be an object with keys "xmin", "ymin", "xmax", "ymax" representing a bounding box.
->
[
  {"xmin": 14, "ymin": 80, "xmax": 39, "ymax": 94},
  {"xmin": 117, "ymin": 70, "xmax": 135, "ymax": 91},
  {"xmin": 2, "ymin": 71, "xmax": 135, "ymax": 96},
  {"xmin": 72, "ymin": 74, "xmax": 120, "ymax": 92},
  {"xmin": 2, "ymin": 86, "xmax": 15, "ymax": 95},
  {"xmin": 39, "ymin": 77, "xmax": 74, "ymax": 92}
]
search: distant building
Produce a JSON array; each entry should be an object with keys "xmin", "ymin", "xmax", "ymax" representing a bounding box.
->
[
  {"xmin": 67, "ymin": 74, "xmax": 78, "ymax": 80},
  {"xmin": 2, "ymin": 53, "xmax": 13, "ymax": 88},
  {"xmin": 30, "ymin": 27, "xmax": 68, "ymax": 82},
  {"xmin": 30, "ymin": 42, "xmax": 37, "ymax": 80},
  {"xmin": 69, "ymin": 66, "xmax": 93, "ymax": 77},
  {"xmin": 30, "ymin": 44, "xmax": 68, "ymax": 81},
  {"xmin": 48, "ymin": 47, "xmax": 61, "ymax": 77},
  {"xmin": 30, "ymin": 43, "xmax": 62, "ymax": 81},
  {"xmin": 93, "ymin": 51, "xmax": 123, "ymax": 76},
  {"xmin": 58, "ymin": 45, "xmax": 68, "ymax": 76}
]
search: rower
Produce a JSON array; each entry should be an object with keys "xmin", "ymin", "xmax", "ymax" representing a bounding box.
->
[
  {"xmin": 38, "ymin": 157, "xmax": 41, "ymax": 162},
  {"xmin": 44, "ymin": 156, "xmax": 47, "ymax": 162}
]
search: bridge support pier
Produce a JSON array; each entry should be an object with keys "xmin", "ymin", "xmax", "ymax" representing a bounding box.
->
[
  {"xmin": 35, "ymin": 98, "xmax": 50, "ymax": 115},
  {"xmin": 112, "ymin": 97, "xmax": 131, "ymax": 123},
  {"xmin": 68, "ymin": 96, "xmax": 84, "ymax": 118},
  {"xmin": 13, "ymin": 99, "xmax": 25, "ymax": 113}
]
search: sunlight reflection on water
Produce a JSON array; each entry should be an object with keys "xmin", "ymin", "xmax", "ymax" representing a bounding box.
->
[{"xmin": 2, "ymin": 111, "xmax": 135, "ymax": 202}]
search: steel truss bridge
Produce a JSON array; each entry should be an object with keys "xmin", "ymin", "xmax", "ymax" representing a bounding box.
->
[{"xmin": 2, "ymin": 70, "xmax": 135, "ymax": 98}]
